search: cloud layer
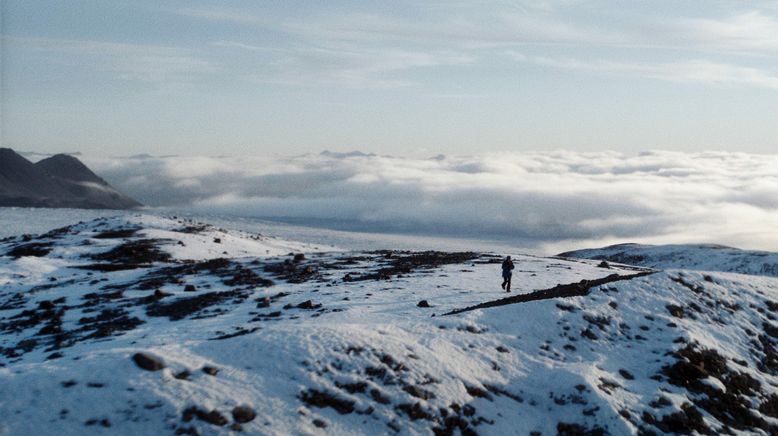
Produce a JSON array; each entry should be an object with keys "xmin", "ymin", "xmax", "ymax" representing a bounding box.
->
[{"xmin": 84, "ymin": 151, "xmax": 778, "ymax": 253}]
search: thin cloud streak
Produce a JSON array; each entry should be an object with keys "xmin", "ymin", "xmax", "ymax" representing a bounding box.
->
[
  {"xmin": 509, "ymin": 52, "xmax": 778, "ymax": 89},
  {"xmin": 4, "ymin": 36, "xmax": 218, "ymax": 83}
]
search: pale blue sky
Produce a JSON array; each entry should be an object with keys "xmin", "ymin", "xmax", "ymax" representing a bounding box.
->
[{"xmin": 2, "ymin": 1, "xmax": 777, "ymax": 156}]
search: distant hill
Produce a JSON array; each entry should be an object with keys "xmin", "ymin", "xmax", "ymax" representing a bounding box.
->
[
  {"xmin": 0, "ymin": 148, "xmax": 141, "ymax": 209},
  {"xmin": 558, "ymin": 242, "xmax": 778, "ymax": 277}
]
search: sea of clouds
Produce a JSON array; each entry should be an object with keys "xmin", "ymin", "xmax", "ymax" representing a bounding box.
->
[{"xmin": 83, "ymin": 150, "xmax": 778, "ymax": 254}]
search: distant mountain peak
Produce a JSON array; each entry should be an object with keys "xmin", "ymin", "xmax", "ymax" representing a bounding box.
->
[
  {"xmin": 320, "ymin": 150, "xmax": 376, "ymax": 159},
  {"xmin": 35, "ymin": 153, "xmax": 106, "ymax": 185},
  {"xmin": 0, "ymin": 148, "xmax": 141, "ymax": 209}
]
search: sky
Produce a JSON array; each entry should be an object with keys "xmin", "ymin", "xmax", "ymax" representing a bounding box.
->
[{"xmin": 3, "ymin": 0, "xmax": 778, "ymax": 157}]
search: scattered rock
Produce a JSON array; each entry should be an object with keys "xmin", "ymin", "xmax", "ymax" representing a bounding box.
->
[
  {"xmin": 147, "ymin": 290, "xmax": 248, "ymax": 321},
  {"xmin": 232, "ymin": 405, "xmax": 256, "ymax": 423},
  {"xmin": 666, "ymin": 304, "xmax": 685, "ymax": 318},
  {"xmin": 61, "ymin": 380, "xmax": 77, "ymax": 388},
  {"xmin": 8, "ymin": 242, "xmax": 52, "ymax": 258},
  {"xmin": 417, "ymin": 300, "xmax": 431, "ymax": 308},
  {"xmin": 396, "ymin": 402, "xmax": 435, "ymax": 421},
  {"xmin": 132, "ymin": 352, "xmax": 166, "ymax": 371},
  {"xmin": 403, "ymin": 385, "xmax": 435, "ymax": 400},
  {"xmin": 153, "ymin": 289, "xmax": 172, "ymax": 299},
  {"xmin": 202, "ymin": 366, "xmax": 219, "ymax": 376},
  {"xmin": 184, "ymin": 285, "xmax": 196, "ymax": 292},
  {"xmin": 557, "ymin": 422, "xmax": 605, "ymax": 436},
  {"xmin": 182, "ymin": 406, "xmax": 228, "ymax": 426},
  {"xmin": 296, "ymin": 300, "xmax": 322, "ymax": 310},
  {"xmin": 464, "ymin": 384, "xmax": 492, "ymax": 400},
  {"xmin": 299, "ymin": 389, "xmax": 355, "ymax": 414},
  {"xmin": 174, "ymin": 370, "xmax": 191, "ymax": 381},
  {"xmin": 581, "ymin": 328, "xmax": 598, "ymax": 340},
  {"xmin": 38, "ymin": 300, "xmax": 56, "ymax": 310},
  {"xmin": 371, "ymin": 388, "xmax": 391, "ymax": 405}
]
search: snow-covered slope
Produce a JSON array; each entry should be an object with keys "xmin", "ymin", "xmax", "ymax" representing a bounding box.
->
[
  {"xmin": 1, "ymin": 217, "xmax": 777, "ymax": 435},
  {"xmin": 559, "ymin": 243, "xmax": 778, "ymax": 277}
]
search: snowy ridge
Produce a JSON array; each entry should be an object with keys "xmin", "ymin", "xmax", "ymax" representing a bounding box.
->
[
  {"xmin": 559, "ymin": 243, "xmax": 778, "ymax": 277},
  {"xmin": 0, "ymin": 216, "xmax": 777, "ymax": 435}
]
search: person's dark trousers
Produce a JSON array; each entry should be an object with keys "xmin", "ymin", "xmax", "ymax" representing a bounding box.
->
[{"xmin": 502, "ymin": 274, "xmax": 511, "ymax": 292}]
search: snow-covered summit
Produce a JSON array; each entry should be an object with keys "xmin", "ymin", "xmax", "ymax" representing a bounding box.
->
[
  {"xmin": 1, "ymin": 217, "xmax": 777, "ymax": 435},
  {"xmin": 559, "ymin": 243, "xmax": 778, "ymax": 277}
]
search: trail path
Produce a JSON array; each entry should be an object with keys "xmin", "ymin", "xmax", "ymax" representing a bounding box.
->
[{"xmin": 443, "ymin": 271, "xmax": 656, "ymax": 316}]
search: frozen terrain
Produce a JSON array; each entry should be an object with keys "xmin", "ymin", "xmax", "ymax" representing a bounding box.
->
[
  {"xmin": 0, "ymin": 215, "xmax": 777, "ymax": 435},
  {"xmin": 559, "ymin": 244, "xmax": 778, "ymax": 278}
]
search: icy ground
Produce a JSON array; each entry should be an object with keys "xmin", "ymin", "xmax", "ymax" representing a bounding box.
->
[
  {"xmin": 1, "ymin": 215, "xmax": 777, "ymax": 435},
  {"xmin": 559, "ymin": 243, "xmax": 778, "ymax": 278}
]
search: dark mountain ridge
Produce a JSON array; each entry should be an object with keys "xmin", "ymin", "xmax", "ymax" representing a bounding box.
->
[{"xmin": 0, "ymin": 148, "xmax": 141, "ymax": 209}]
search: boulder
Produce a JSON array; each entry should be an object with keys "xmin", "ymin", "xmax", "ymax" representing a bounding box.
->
[{"xmin": 132, "ymin": 352, "xmax": 166, "ymax": 371}]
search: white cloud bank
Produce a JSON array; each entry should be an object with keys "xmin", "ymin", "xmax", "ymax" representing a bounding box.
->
[{"xmin": 84, "ymin": 151, "xmax": 778, "ymax": 253}]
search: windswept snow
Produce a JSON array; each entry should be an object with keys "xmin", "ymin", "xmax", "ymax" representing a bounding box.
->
[
  {"xmin": 559, "ymin": 243, "xmax": 778, "ymax": 277},
  {"xmin": 1, "ymin": 216, "xmax": 777, "ymax": 435}
]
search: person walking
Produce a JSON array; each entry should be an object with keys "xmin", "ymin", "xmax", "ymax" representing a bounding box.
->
[{"xmin": 501, "ymin": 256, "xmax": 514, "ymax": 292}]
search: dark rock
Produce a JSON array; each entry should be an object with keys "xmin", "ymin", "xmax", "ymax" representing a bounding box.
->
[
  {"xmin": 202, "ymin": 366, "xmax": 219, "ymax": 376},
  {"xmin": 619, "ymin": 369, "xmax": 635, "ymax": 380},
  {"xmin": 174, "ymin": 370, "xmax": 191, "ymax": 381},
  {"xmin": 293, "ymin": 253, "xmax": 306, "ymax": 262},
  {"xmin": 299, "ymin": 389, "xmax": 355, "ymax": 414},
  {"xmin": 132, "ymin": 352, "xmax": 166, "ymax": 371},
  {"xmin": 581, "ymin": 328, "xmax": 598, "ymax": 340},
  {"xmin": 396, "ymin": 402, "xmax": 435, "ymax": 421},
  {"xmin": 417, "ymin": 300, "xmax": 431, "ymax": 308},
  {"xmin": 598, "ymin": 261, "xmax": 611, "ymax": 269},
  {"xmin": 8, "ymin": 243, "xmax": 52, "ymax": 258},
  {"xmin": 154, "ymin": 289, "xmax": 172, "ymax": 299},
  {"xmin": 403, "ymin": 385, "xmax": 435, "ymax": 400},
  {"xmin": 464, "ymin": 384, "xmax": 492, "ymax": 400},
  {"xmin": 557, "ymin": 422, "xmax": 606, "ymax": 436},
  {"xmin": 232, "ymin": 405, "xmax": 256, "ymax": 423},
  {"xmin": 655, "ymin": 403, "xmax": 709, "ymax": 434},
  {"xmin": 296, "ymin": 300, "xmax": 322, "ymax": 310},
  {"xmin": 759, "ymin": 394, "xmax": 778, "ymax": 418},
  {"xmin": 147, "ymin": 290, "xmax": 248, "ymax": 321},
  {"xmin": 649, "ymin": 396, "xmax": 672, "ymax": 409},
  {"xmin": 94, "ymin": 228, "xmax": 139, "ymax": 239},
  {"xmin": 666, "ymin": 304, "xmax": 685, "ymax": 318},
  {"xmin": 371, "ymin": 388, "xmax": 391, "ymax": 404},
  {"xmin": 336, "ymin": 382, "xmax": 367, "ymax": 394},
  {"xmin": 182, "ymin": 406, "xmax": 228, "ymax": 426},
  {"xmin": 184, "ymin": 285, "xmax": 196, "ymax": 292},
  {"xmin": 350, "ymin": 251, "xmax": 479, "ymax": 282}
]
